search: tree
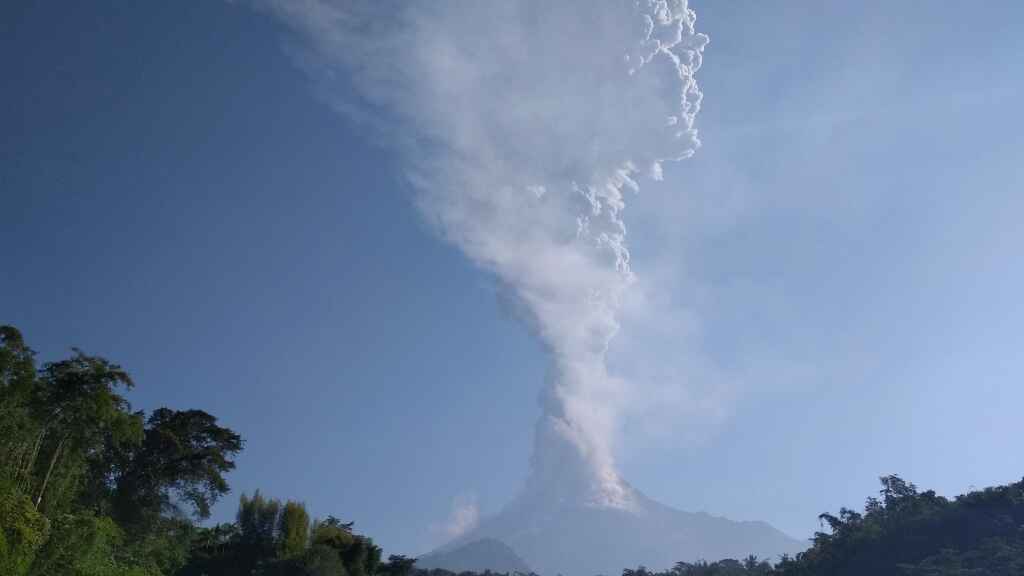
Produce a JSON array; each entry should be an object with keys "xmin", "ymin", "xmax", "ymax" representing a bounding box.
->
[
  {"xmin": 0, "ymin": 326, "xmax": 39, "ymax": 484},
  {"xmin": 304, "ymin": 544, "xmax": 348, "ymax": 576},
  {"xmin": 279, "ymin": 501, "xmax": 312, "ymax": 559},
  {"xmin": 0, "ymin": 327, "xmax": 245, "ymax": 575},
  {"xmin": 311, "ymin": 517, "xmax": 354, "ymax": 551},
  {"xmin": 0, "ymin": 477, "xmax": 49, "ymax": 576},
  {"xmin": 27, "ymin": 511, "xmax": 156, "ymax": 576},
  {"xmin": 381, "ymin": 555, "xmax": 417, "ymax": 576},
  {"xmin": 308, "ymin": 518, "xmax": 380, "ymax": 576},
  {"xmin": 774, "ymin": 475, "xmax": 1024, "ymax": 576},
  {"xmin": 29, "ymin": 351, "xmax": 143, "ymax": 513},
  {"xmin": 110, "ymin": 408, "xmax": 243, "ymax": 528}
]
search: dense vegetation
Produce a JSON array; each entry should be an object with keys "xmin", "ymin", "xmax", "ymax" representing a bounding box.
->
[
  {"xmin": 619, "ymin": 474, "xmax": 1024, "ymax": 575},
  {"xmin": 0, "ymin": 325, "xmax": 409, "ymax": 576},
  {"xmin": 2, "ymin": 325, "xmax": 1022, "ymax": 575},
  {"xmin": 0, "ymin": 325, "xmax": 243, "ymax": 575},
  {"xmin": 773, "ymin": 474, "xmax": 1024, "ymax": 575}
]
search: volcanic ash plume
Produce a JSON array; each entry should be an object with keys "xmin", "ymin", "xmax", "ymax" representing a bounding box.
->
[{"xmin": 256, "ymin": 0, "xmax": 708, "ymax": 508}]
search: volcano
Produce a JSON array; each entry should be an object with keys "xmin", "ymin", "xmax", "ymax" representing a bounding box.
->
[{"xmin": 424, "ymin": 479, "xmax": 804, "ymax": 576}]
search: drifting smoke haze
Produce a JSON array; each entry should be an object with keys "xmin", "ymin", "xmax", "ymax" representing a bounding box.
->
[
  {"xmin": 253, "ymin": 0, "xmax": 707, "ymax": 510},
  {"xmin": 431, "ymin": 494, "xmax": 481, "ymax": 542}
]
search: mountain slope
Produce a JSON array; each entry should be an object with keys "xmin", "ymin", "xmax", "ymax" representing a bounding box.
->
[
  {"xmin": 431, "ymin": 483, "xmax": 804, "ymax": 576},
  {"xmin": 417, "ymin": 538, "xmax": 532, "ymax": 574}
]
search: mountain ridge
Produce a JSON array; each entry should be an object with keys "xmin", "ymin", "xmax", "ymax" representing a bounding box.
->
[
  {"xmin": 428, "ymin": 482, "xmax": 804, "ymax": 576},
  {"xmin": 418, "ymin": 538, "xmax": 533, "ymax": 574}
]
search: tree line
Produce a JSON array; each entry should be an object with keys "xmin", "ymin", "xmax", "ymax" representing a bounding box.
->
[
  {"xmin": 2, "ymin": 324, "xmax": 1022, "ymax": 575},
  {"xmin": 0, "ymin": 325, "xmax": 243, "ymax": 575}
]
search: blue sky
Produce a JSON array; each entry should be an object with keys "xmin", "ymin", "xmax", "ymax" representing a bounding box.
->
[{"xmin": 3, "ymin": 0, "xmax": 1023, "ymax": 558}]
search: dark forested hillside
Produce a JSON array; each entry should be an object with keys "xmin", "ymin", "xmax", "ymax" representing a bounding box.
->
[
  {"xmin": 2, "ymin": 324, "xmax": 1023, "ymax": 576},
  {"xmin": 772, "ymin": 475, "xmax": 1024, "ymax": 576}
]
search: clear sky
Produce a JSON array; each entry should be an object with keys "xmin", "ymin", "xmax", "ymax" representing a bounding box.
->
[{"xmin": 3, "ymin": 0, "xmax": 1023, "ymax": 558}]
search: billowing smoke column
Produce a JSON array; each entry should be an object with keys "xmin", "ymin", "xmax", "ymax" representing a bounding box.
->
[{"xmin": 256, "ymin": 0, "xmax": 707, "ymax": 509}]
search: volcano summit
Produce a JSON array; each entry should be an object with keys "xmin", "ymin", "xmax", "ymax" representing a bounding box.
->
[{"xmin": 424, "ymin": 478, "xmax": 803, "ymax": 576}]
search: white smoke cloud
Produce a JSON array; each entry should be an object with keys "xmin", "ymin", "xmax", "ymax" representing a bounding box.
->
[
  {"xmin": 430, "ymin": 494, "xmax": 480, "ymax": 541},
  {"xmin": 250, "ymin": 0, "xmax": 707, "ymax": 508}
]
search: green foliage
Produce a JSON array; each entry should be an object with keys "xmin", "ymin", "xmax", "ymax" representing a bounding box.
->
[
  {"xmin": 178, "ymin": 494, "xmax": 384, "ymax": 576},
  {"xmin": 309, "ymin": 516, "xmax": 380, "ymax": 576},
  {"xmin": 279, "ymin": 501, "xmax": 312, "ymax": 558},
  {"xmin": 0, "ymin": 327, "xmax": 40, "ymax": 486},
  {"xmin": 304, "ymin": 544, "xmax": 350, "ymax": 576},
  {"xmin": 0, "ymin": 478, "xmax": 50, "ymax": 576},
  {"xmin": 0, "ymin": 326, "xmax": 241, "ymax": 576},
  {"xmin": 111, "ymin": 408, "xmax": 242, "ymax": 528},
  {"xmin": 899, "ymin": 532, "xmax": 1024, "ymax": 575},
  {"xmin": 175, "ymin": 523, "xmax": 242, "ymax": 576},
  {"xmin": 116, "ymin": 518, "xmax": 193, "ymax": 576},
  {"xmin": 311, "ymin": 517, "xmax": 356, "ymax": 551},
  {"xmin": 773, "ymin": 475, "xmax": 1024, "ymax": 576},
  {"xmin": 381, "ymin": 555, "xmax": 417, "ymax": 576},
  {"xmin": 27, "ymin": 511, "xmax": 159, "ymax": 576},
  {"xmin": 239, "ymin": 491, "xmax": 283, "ymax": 553},
  {"xmin": 30, "ymin": 349, "xmax": 144, "ymax": 513}
]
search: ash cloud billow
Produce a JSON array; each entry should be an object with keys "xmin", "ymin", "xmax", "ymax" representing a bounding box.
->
[
  {"xmin": 238, "ymin": 4, "xmax": 808, "ymax": 572},
  {"xmin": 254, "ymin": 0, "xmax": 707, "ymax": 510},
  {"xmin": 251, "ymin": 3, "xmax": 803, "ymax": 572}
]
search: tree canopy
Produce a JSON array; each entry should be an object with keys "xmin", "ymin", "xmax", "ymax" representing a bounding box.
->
[{"xmin": 0, "ymin": 325, "xmax": 241, "ymax": 576}]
